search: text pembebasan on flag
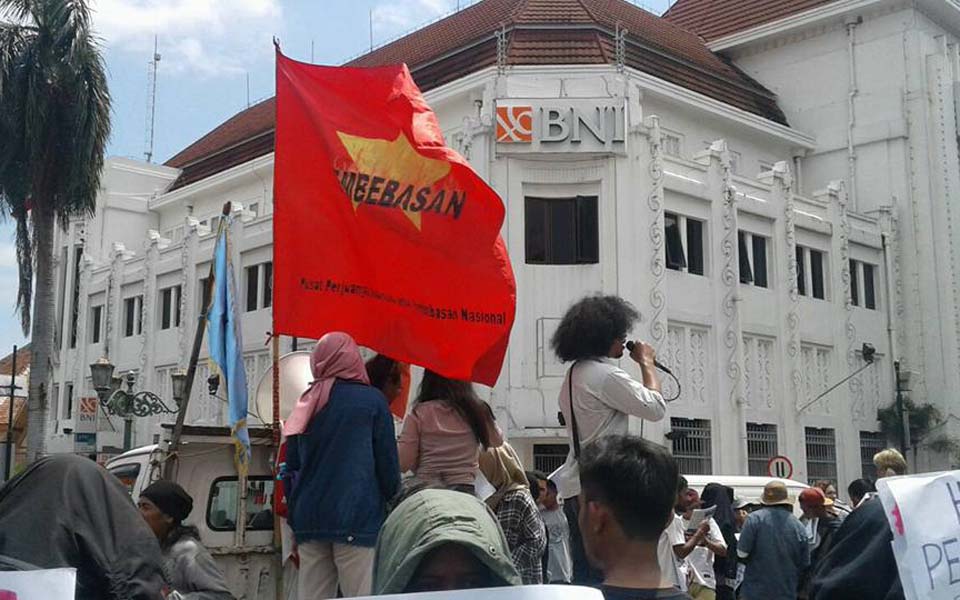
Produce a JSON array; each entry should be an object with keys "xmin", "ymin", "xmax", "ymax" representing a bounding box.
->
[{"xmin": 272, "ymin": 50, "xmax": 516, "ymax": 386}]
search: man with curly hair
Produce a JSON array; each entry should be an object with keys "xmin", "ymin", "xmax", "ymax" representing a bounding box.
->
[{"xmin": 550, "ymin": 295, "xmax": 667, "ymax": 584}]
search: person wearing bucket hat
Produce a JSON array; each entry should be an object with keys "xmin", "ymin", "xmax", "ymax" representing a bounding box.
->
[
  {"xmin": 372, "ymin": 488, "xmax": 522, "ymax": 594},
  {"xmin": 736, "ymin": 481, "xmax": 810, "ymax": 600},
  {"xmin": 138, "ymin": 480, "xmax": 234, "ymax": 600}
]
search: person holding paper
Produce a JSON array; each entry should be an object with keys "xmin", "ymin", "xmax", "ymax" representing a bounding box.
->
[
  {"xmin": 578, "ymin": 434, "xmax": 692, "ymax": 600},
  {"xmin": 680, "ymin": 489, "xmax": 728, "ymax": 600},
  {"xmin": 551, "ymin": 295, "xmax": 667, "ymax": 584}
]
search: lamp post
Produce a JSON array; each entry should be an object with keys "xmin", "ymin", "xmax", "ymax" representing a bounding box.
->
[{"xmin": 90, "ymin": 358, "xmax": 184, "ymax": 450}]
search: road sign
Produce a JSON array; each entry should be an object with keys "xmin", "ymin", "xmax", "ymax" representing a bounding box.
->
[
  {"xmin": 76, "ymin": 397, "xmax": 98, "ymax": 433},
  {"xmin": 767, "ymin": 455, "xmax": 793, "ymax": 479}
]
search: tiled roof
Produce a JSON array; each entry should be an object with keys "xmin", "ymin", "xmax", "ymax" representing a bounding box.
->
[
  {"xmin": 164, "ymin": 0, "xmax": 788, "ymax": 189},
  {"xmin": 0, "ymin": 344, "xmax": 30, "ymax": 376},
  {"xmin": 663, "ymin": 0, "xmax": 836, "ymax": 42},
  {"xmin": 0, "ymin": 398, "xmax": 26, "ymax": 432}
]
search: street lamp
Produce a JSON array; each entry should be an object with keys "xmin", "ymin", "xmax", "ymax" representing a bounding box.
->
[{"xmin": 89, "ymin": 357, "xmax": 181, "ymax": 450}]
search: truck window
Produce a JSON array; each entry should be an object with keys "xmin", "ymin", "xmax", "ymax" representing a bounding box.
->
[
  {"xmin": 207, "ymin": 476, "xmax": 274, "ymax": 531},
  {"xmin": 108, "ymin": 463, "xmax": 141, "ymax": 496}
]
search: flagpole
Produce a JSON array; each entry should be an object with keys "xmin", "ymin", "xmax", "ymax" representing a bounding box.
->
[
  {"xmin": 164, "ymin": 201, "xmax": 232, "ymax": 480},
  {"xmin": 271, "ymin": 332, "xmax": 283, "ymax": 600}
]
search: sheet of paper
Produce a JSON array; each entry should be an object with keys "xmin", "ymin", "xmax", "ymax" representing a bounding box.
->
[
  {"xmin": 0, "ymin": 568, "xmax": 76, "ymax": 600},
  {"xmin": 877, "ymin": 470, "xmax": 960, "ymax": 600},
  {"xmin": 685, "ymin": 505, "xmax": 716, "ymax": 532}
]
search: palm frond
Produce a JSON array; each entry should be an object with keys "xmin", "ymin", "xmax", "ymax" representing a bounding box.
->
[{"xmin": 13, "ymin": 204, "xmax": 31, "ymax": 334}]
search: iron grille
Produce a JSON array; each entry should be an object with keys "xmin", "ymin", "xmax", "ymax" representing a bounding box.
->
[
  {"xmin": 859, "ymin": 431, "xmax": 886, "ymax": 481},
  {"xmin": 671, "ymin": 418, "xmax": 712, "ymax": 475},
  {"xmin": 746, "ymin": 423, "xmax": 778, "ymax": 476},
  {"xmin": 533, "ymin": 443, "xmax": 569, "ymax": 474},
  {"xmin": 805, "ymin": 427, "xmax": 837, "ymax": 485}
]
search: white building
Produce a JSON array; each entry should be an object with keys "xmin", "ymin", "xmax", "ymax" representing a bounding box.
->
[{"xmin": 45, "ymin": 0, "xmax": 958, "ymax": 485}]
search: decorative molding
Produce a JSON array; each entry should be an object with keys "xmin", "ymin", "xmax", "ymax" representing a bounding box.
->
[
  {"xmin": 71, "ymin": 253, "xmax": 92, "ymax": 393},
  {"xmin": 715, "ymin": 140, "xmax": 745, "ymax": 407},
  {"xmin": 665, "ymin": 322, "xmax": 708, "ymax": 405},
  {"xmin": 831, "ymin": 182, "xmax": 861, "ymax": 406},
  {"xmin": 178, "ymin": 217, "xmax": 200, "ymax": 368},
  {"xmin": 520, "ymin": 163, "xmax": 606, "ymax": 184},
  {"xmin": 645, "ymin": 115, "xmax": 667, "ymax": 346},
  {"xmin": 140, "ymin": 232, "xmax": 161, "ymax": 391}
]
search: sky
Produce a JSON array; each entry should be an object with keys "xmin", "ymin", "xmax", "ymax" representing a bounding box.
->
[{"xmin": 0, "ymin": 0, "xmax": 673, "ymax": 354}]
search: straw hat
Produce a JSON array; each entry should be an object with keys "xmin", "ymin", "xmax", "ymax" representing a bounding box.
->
[{"xmin": 760, "ymin": 481, "xmax": 794, "ymax": 507}]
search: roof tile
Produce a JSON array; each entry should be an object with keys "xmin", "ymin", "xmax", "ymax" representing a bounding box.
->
[{"xmin": 663, "ymin": 0, "xmax": 835, "ymax": 42}]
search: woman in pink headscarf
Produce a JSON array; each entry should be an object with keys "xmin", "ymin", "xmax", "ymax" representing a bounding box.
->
[{"xmin": 282, "ymin": 332, "xmax": 400, "ymax": 600}]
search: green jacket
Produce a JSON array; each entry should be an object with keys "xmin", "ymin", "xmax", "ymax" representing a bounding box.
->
[{"xmin": 373, "ymin": 489, "xmax": 523, "ymax": 594}]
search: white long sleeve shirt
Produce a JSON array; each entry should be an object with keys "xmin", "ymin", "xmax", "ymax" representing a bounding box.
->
[{"xmin": 552, "ymin": 357, "xmax": 666, "ymax": 498}]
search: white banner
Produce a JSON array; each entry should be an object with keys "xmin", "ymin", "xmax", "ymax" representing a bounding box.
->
[
  {"xmin": 877, "ymin": 470, "xmax": 960, "ymax": 600},
  {"xmin": 0, "ymin": 568, "xmax": 76, "ymax": 600}
]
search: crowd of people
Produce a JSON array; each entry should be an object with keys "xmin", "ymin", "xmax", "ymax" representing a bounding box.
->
[{"xmin": 0, "ymin": 294, "xmax": 914, "ymax": 600}]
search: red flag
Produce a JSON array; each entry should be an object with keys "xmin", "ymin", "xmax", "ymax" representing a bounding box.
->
[{"xmin": 273, "ymin": 50, "xmax": 516, "ymax": 386}]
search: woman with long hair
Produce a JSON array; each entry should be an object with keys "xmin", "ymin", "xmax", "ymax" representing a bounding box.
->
[
  {"xmin": 700, "ymin": 483, "xmax": 738, "ymax": 600},
  {"xmin": 283, "ymin": 332, "xmax": 401, "ymax": 599},
  {"xmin": 138, "ymin": 480, "xmax": 234, "ymax": 600},
  {"xmin": 398, "ymin": 370, "xmax": 502, "ymax": 493}
]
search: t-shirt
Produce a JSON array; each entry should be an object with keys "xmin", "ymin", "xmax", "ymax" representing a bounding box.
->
[
  {"xmin": 601, "ymin": 585, "xmax": 693, "ymax": 600},
  {"xmin": 657, "ymin": 515, "xmax": 688, "ymax": 591},
  {"xmin": 679, "ymin": 516, "xmax": 726, "ymax": 590},
  {"xmin": 540, "ymin": 506, "xmax": 573, "ymax": 583},
  {"xmin": 737, "ymin": 506, "xmax": 810, "ymax": 600}
]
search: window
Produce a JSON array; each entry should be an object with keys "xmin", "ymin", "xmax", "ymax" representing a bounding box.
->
[
  {"xmin": 670, "ymin": 417, "xmax": 712, "ymax": 475},
  {"xmin": 663, "ymin": 132, "xmax": 682, "ymax": 157},
  {"xmin": 159, "ymin": 285, "xmax": 182, "ymax": 330},
  {"xmin": 108, "ymin": 463, "xmax": 141, "ymax": 496},
  {"xmin": 849, "ymin": 260, "xmax": 877, "ymax": 310},
  {"xmin": 64, "ymin": 383, "xmax": 74, "ymax": 420},
  {"xmin": 207, "ymin": 476, "xmax": 275, "ymax": 531},
  {"xmin": 525, "ymin": 196, "xmax": 599, "ymax": 265},
  {"xmin": 746, "ymin": 423, "xmax": 778, "ymax": 476},
  {"xmin": 123, "ymin": 296, "xmax": 143, "ymax": 337},
  {"xmin": 738, "ymin": 231, "xmax": 769, "ymax": 288},
  {"xmin": 51, "ymin": 384, "xmax": 59, "ymax": 428},
  {"xmin": 664, "ymin": 212, "xmax": 705, "ymax": 276},
  {"xmin": 248, "ymin": 202, "xmax": 259, "ymax": 217},
  {"xmin": 796, "ymin": 246, "xmax": 827, "ymax": 300},
  {"xmin": 859, "ymin": 431, "xmax": 886, "ymax": 481},
  {"xmin": 90, "ymin": 305, "xmax": 103, "ymax": 344},
  {"xmin": 199, "ymin": 276, "xmax": 212, "ymax": 313},
  {"xmin": 805, "ymin": 427, "xmax": 838, "ymax": 485},
  {"xmin": 533, "ymin": 443, "xmax": 569, "ymax": 474},
  {"xmin": 245, "ymin": 262, "xmax": 274, "ymax": 312},
  {"xmin": 69, "ymin": 248, "xmax": 82, "ymax": 349}
]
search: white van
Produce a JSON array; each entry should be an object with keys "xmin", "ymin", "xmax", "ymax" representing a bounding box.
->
[{"xmin": 685, "ymin": 475, "xmax": 810, "ymax": 517}]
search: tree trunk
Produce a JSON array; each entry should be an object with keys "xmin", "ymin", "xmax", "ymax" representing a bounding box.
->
[{"xmin": 25, "ymin": 206, "xmax": 57, "ymax": 463}]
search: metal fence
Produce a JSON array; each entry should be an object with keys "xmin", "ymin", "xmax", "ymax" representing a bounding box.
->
[
  {"xmin": 746, "ymin": 423, "xmax": 779, "ymax": 476},
  {"xmin": 533, "ymin": 443, "xmax": 569, "ymax": 475},
  {"xmin": 859, "ymin": 431, "xmax": 887, "ymax": 481},
  {"xmin": 671, "ymin": 417, "xmax": 713, "ymax": 475},
  {"xmin": 805, "ymin": 427, "xmax": 838, "ymax": 485}
]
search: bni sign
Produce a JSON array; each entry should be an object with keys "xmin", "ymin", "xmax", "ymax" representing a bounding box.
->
[{"xmin": 495, "ymin": 100, "xmax": 626, "ymax": 154}]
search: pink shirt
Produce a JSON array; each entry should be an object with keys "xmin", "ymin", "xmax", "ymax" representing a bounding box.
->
[{"xmin": 398, "ymin": 400, "xmax": 503, "ymax": 486}]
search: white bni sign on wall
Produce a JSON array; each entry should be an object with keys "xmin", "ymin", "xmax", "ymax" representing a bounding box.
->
[
  {"xmin": 767, "ymin": 455, "xmax": 794, "ymax": 479},
  {"xmin": 494, "ymin": 99, "xmax": 626, "ymax": 154},
  {"xmin": 75, "ymin": 396, "xmax": 98, "ymax": 434}
]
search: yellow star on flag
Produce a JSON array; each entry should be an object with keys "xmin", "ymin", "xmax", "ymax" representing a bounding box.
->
[{"xmin": 336, "ymin": 131, "xmax": 451, "ymax": 229}]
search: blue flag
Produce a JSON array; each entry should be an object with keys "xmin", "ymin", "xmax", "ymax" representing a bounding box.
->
[{"xmin": 206, "ymin": 218, "xmax": 250, "ymax": 472}]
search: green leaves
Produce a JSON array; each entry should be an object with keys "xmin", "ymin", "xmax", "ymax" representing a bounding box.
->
[{"xmin": 0, "ymin": 0, "xmax": 110, "ymax": 335}]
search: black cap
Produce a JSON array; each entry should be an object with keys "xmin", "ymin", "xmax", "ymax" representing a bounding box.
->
[{"xmin": 141, "ymin": 480, "xmax": 194, "ymax": 522}]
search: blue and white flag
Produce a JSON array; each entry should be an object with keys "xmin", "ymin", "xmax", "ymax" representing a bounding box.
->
[{"xmin": 206, "ymin": 217, "xmax": 250, "ymax": 472}]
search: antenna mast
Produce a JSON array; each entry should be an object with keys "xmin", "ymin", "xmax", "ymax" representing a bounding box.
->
[{"xmin": 144, "ymin": 35, "xmax": 161, "ymax": 163}]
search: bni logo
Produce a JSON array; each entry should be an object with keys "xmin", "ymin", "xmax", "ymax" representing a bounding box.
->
[{"xmin": 496, "ymin": 106, "xmax": 533, "ymax": 143}]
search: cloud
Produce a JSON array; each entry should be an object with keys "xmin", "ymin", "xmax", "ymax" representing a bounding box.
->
[
  {"xmin": 90, "ymin": 0, "xmax": 283, "ymax": 77},
  {"xmin": 371, "ymin": 0, "xmax": 461, "ymax": 43}
]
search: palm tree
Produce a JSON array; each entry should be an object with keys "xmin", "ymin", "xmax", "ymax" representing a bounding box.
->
[{"xmin": 0, "ymin": 0, "xmax": 110, "ymax": 462}]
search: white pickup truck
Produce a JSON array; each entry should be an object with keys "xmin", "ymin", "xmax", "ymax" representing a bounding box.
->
[{"xmin": 105, "ymin": 423, "xmax": 290, "ymax": 600}]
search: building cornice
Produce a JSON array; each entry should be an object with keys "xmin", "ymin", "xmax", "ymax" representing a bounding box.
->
[
  {"xmin": 624, "ymin": 66, "xmax": 817, "ymax": 149},
  {"xmin": 709, "ymin": 0, "xmax": 888, "ymax": 52},
  {"xmin": 149, "ymin": 153, "xmax": 274, "ymax": 211}
]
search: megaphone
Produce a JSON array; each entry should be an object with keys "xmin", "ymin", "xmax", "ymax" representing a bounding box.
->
[{"xmin": 252, "ymin": 351, "xmax": 313, "ymax": 426}]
